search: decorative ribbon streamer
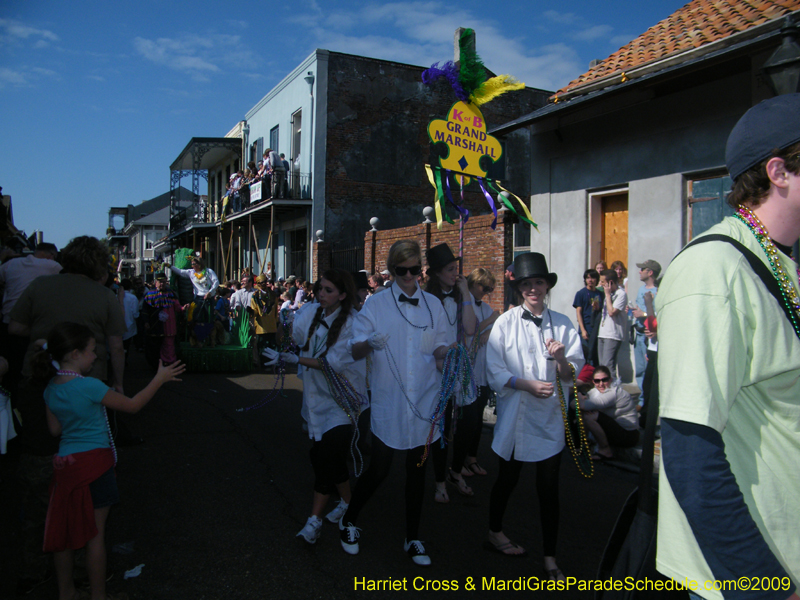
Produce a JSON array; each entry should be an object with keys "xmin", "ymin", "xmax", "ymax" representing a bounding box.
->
[
  {"xmin": 489, "ymin": 179, "xmax": 538, "ymax": 228},
  {"xmin": 476, "ymin": 177, "xmax": 499, "ymax": 229},
  {"xmin": 444, "ymin": 170, "xmax": 469, "ymax": 223},
  {"xmin": 424, "ymin": 165, "xmax": 444, "ymax": 228},
  {"xmin": 433, "ymin": 167, "xmax": 454, "ymax": 228}
]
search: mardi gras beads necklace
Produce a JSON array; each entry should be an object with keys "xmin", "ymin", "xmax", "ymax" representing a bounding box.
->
[
  {"xmin": 418, "ymin": 344, "xmax": 475, "ymax": 466},
  {"xmin": 319, "ymin": 356, "xmax": 368, "ymax": 476},
  {"xmin": 56, "ymin": 370, "xmax": 118, "ymax": 465},
  {"xmin": 390, "ymin": 283, "xmax": 434, "ymax": 330},
  {"xmin": 735, "ymin": 205, "xmax": 800, "ymax": 338},
  {"xmin": 555, "ymin": 363, "xmax": 593, "ymax": 478},
  {"xmin": 383, "ymin": 344, "xmax": 429, "ymax": 423}
]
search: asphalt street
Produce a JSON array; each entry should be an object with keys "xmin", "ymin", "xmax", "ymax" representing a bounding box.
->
[{"xmin": 2, "ymin": 349, "xmax": 663, "ymax": 600}]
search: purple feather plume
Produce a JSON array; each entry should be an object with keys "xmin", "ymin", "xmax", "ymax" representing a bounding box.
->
[{"xmin": 422, "ymin": 61, "xmax": 469, "ymax": 101}]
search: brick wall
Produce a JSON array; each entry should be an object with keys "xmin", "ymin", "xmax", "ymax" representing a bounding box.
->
[{"xmin": 364, "ymin": 210, "xmax": 518, "ymax": 302}]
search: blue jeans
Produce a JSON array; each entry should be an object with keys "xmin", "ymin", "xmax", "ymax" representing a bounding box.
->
[{"xmin": 634, "ymin": 330, "xmax": 647, "ymax": 394}]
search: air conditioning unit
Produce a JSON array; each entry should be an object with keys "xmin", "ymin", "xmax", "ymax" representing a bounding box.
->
[{"xmin": 144, "ymin": 249, "xmax": 155, "ymax": 259}]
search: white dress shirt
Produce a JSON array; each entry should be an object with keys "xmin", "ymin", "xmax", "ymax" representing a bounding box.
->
[
  {"xmin": 468, "ymin": 294, "xmax": 495, "ymax": 387},
  {"xmin": 231, "ymin": 287, "xmax": 256, "ymax": 311},
  {"xmin": 170, "ymin": 266, "xmax": 219, "ymax": 298},
  {"xmin": 350, "ymin": 282, "xmax": 449, "ymax": 449},
  {"xmin": 487, "ymin": 306, "xmax": 584, "ymax": 462},
  {"xmin": 293, "ymin": 306, "xmax": 367, "ymax": 441}
]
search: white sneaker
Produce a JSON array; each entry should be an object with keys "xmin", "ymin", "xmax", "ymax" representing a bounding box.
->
[
  {"xmin": 339, "ymin": 520, "xmax": 361, "ymax": 555},
  {"xmin": 326, "ymin": 499, "xmax": 349, "ymax": 523},
  {"xmin": 296, "ymin": 515, "xmax": 323, "ymax": 544},
  {"xmin": 404, "ymin": 539, "xmax": 431, "ymax": 566}
]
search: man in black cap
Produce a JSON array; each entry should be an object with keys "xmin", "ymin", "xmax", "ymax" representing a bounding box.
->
[{"xmin": 655, "ymin": 94, "xmax": 800, "ymax": 597}]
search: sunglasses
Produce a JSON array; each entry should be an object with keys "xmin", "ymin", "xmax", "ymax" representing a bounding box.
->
[
  {"xmin": 482, "ymin": 285, "xmax": 494, "ymax": 293},
  {"xmin": 394, "ymin": 265, "xmax": 422, "ymax": 276},
  {"xmin": 593, "ymin": 377, "xmax": 611, "ymax": 383}
]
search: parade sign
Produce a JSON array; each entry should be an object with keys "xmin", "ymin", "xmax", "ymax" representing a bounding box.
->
[
  {"xmin": 428, "ymin": 101, "xmax": 502, "ymax": 178},
  {"xmin": 250, "ymin": 181, "xmax": 262, "ymax": 202}
]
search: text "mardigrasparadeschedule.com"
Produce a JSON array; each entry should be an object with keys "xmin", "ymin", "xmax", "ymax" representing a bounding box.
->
[{"xmin": 353, "ymin": 575, "xmax": 794, "ymax": 593}]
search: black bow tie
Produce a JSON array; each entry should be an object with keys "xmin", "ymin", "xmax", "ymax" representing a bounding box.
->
[
  {"xmin": 521, "ymin": 311, "xmax": 542, "ymax": 327},
  {"xmin": 474, "ymin": 300, "xmax": 482, "ymax": 306},
  {"xmin": 399, "ymin": 294, "xmax": 419, "ymax": 306},
  {"xmin": 442, "ymin": 290, "xmax": 454, "ymax": 297}
]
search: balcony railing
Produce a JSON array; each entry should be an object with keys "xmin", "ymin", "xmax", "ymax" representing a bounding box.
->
[{"xmin": 169, "ymin": 172, "xmax": 312, "ymax": 230}]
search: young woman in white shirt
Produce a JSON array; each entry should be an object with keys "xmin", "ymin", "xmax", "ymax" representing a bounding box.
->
[
  {"xmin": 424, "ymin": 243, "xmax": 477, "ymax": 502},
  {"xmin": 264, "ymin": 269, "xmax": 366, "ymax": 545},
  {"xmin": 486, "ymin": 253, "xmax": 583, "ymax": 581},
  {"xmin": 340, "ymin": 240, "xmax": 450, "ymax": 566}
]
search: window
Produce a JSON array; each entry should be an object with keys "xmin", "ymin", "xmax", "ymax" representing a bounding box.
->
[
  {"xmin": 687, "ymin": 174, "xmax": 733, "ymax": 240},
  {"xmin": 270, "ymin": 126, "xmax": 279, "ymax": 154}
]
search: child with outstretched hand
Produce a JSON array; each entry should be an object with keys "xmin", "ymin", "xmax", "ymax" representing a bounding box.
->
[{"xmin": 32, "ymin": 321, "xmax": 184, "ymax": 600}]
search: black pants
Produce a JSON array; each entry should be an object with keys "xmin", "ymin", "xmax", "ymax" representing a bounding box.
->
[
  {"xmin": 457, "ymin": 385, "xmax": 491, "ymax": 465},
  {"xmin": 489, "ymin": 451, "xmax": 562, "ymax": 556},
  {"xmin": 431, "ymin": 397, "xmax": 454, "ymax": 482},
  {"xmin": 342, "ymin": 434, "xmax": 428, "ymax": 541},
  {"xmin": 309, "ymin": 424, "xmax": 352, "ymax": 495},
  {"xmin": 596, "ymin": 412, "xmax": 639, "ymax": 447},
  {"xmin": 434, "ymin": 386, "xmax": 491, "ymax": 477}
]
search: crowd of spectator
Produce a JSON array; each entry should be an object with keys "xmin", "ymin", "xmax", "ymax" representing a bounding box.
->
[{"xmin": 223, "ymin": 149, "xmax": 292, "ymax": 215}]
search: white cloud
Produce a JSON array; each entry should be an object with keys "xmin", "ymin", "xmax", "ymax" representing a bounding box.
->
[
  {"xmin": 0, "ymin": 67, "xmax": 28, "ymax": 86},
  {"xmin": 543, "ymin": 11, "xmax": 579, "ymax": 25},
  {"xmin": 0, "ymin": 18, "xmax": 59, "ymax": 50},
  {"xmin": 134, "ymin": 33, "xmax": 255, "ymax": 80},
  {"xmin": 299, "ymin": 1, "xmax": 583, "ymax": 91},
  {"xmin": 573, "ymin": 25, "xmax": 614, "ymax": 42},
  {"xmin": 0, "ymin": 64, "xmax": 58, "ymax": 88}
]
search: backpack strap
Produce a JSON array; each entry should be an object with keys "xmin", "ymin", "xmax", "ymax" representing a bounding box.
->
[{"xmin": 682, "ymin": 234, "xmax": 798, "ymax": 340}]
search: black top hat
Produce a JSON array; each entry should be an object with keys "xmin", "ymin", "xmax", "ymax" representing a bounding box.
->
[
  {"xmin": 155, "ymin": 272, "xmax": 168, "ymax": 282},
  {"xmin": 352, "ymin": 271, "xmax": 369, "ymax": 290},
  {"xmin": 426, "ymin": 243, "xmax": 459, "ymax": 271},
  {"xmin": 510, "ymin": 252, "xmax": 557, "ymax": 289}
]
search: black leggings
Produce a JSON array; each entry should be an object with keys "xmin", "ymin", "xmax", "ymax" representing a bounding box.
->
[
  {"xmin": 309, "ymin": 424, "xmax": 352, "ymax": 495},
  {"xmin": 431, "ymin": 397, "xmax": 454, "ymax": 482},
  {"xmin": 342, "ymin": 435, "xmax": 428, "ymax": 541},
  {"xmin": 489, "ymin": 451, "xmax": 562, "ymax": 556},
  {"xmin": 454, "ymin": 385, "xmax": 491, "ymax": 469},
  {"xmin": 432, "ymin": 386, "xmax": 491, "ymax": 480}
]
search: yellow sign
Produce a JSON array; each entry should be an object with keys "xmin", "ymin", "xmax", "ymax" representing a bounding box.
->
[{"xmin": 427, "ymin": 101, "xmax": 502, "ymax": 178}]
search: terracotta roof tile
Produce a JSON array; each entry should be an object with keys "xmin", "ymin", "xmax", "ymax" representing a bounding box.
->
[{"xmin": 555, "ymin": 0, "xmax": 800, "ymax": 98}]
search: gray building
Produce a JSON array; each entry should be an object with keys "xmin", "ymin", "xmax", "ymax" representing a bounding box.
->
[{"xmin": 492, "ymin": 0, "xmax": 800, "ymax": 320}]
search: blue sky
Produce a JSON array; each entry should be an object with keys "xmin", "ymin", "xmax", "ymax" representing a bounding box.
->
[{"xmin": 1, "ymin": 0, "xmax": 687, "ymax": 249}]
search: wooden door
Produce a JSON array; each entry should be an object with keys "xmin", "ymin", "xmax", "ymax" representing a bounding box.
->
[{"xmin": 601, "ymin": 193, "xmax": 628, "ymax": 268}]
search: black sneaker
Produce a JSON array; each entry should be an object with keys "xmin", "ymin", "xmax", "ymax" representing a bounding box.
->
[
  {"xmin": 339, "ymin": 520, "xmax": 361, "ymax": 555},
  {"xmin": 404, "ymin": 539, "xmax": 431, "ymax": 566}
]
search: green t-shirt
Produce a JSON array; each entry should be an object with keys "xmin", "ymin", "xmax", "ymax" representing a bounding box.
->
[{"xmin": 655, "ymin": 216, "xmax": 800, "ymax": 595}]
